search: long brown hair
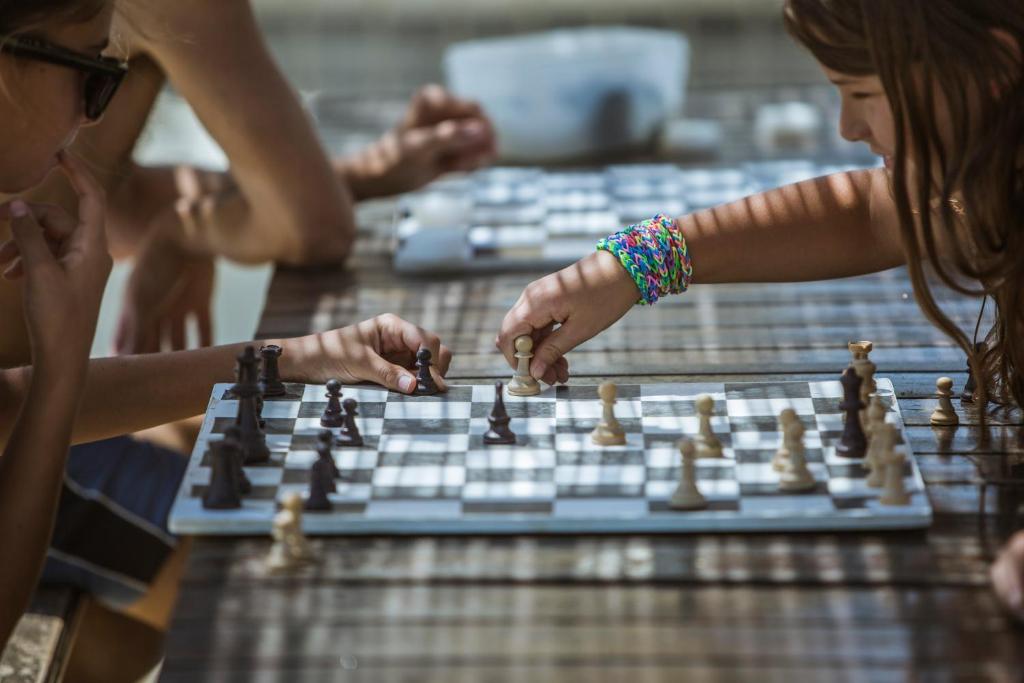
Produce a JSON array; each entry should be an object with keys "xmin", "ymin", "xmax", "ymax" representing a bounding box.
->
[{"xmin": 784, "ymin": 0, "xmax": 1024, "ymax": 412}]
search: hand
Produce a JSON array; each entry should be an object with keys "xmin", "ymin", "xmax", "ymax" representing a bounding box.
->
[
  {"xmin": 991, "ymin": 531, "xmax": 1024, "ymax": 621},
  {"xmin": 496, "ymin": 251, "xmax": 640, "ymax": 385},
  {"xmin": 282, "ymin": 314, "xmax": 452, "ymax": 394},
  {"xmin": 340, "ymin": 84, "xmax": 497, "ymax": 199},
  {"xmin": 0, "ymin": 152, "xmax": 112, "ymax": 366},
  {"xmin": 115, "ymin": 223, "xmax": 215, "ymax": 354}
]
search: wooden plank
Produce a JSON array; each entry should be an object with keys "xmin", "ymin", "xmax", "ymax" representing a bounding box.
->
[
  {"xmin": 174, "ymin": 513, "xmax": 991, "ymax": 586},
  {"xmin": 0, "ymin": 589, "xmax": 82, "ymax": 683}
]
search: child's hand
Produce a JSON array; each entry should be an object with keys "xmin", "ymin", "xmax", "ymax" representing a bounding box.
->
[
  {"xmin": 284, "ymin": 314, "xmax": 452, "ymax": 394},
  {"xmin": 0, "ymin": 152, "xmax": 112, "ymax": 365},
  {"xmin": 991, "ymin": 530, "xmax": 1024, "ymax": 621},
  {"xmin": 496, "ymin": 251, "xmax": 640, "ymax": 385},
  {"xmin": 340, "ymin": 85, "xmax": 497, "ymax": 199}
]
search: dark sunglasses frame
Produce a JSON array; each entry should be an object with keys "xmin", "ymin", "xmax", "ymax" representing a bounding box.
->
[{"xmin": 0, "ymin": 36, "xmax": 127, "ymax": 120}]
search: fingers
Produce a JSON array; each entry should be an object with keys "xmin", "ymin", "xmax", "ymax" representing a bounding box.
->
[
  {"xmin": 0, "ymin": 201, "xmax": 77, "ymax": 272},
  {"xmin": 57, "ymin": 150, "xmax": 107, "ymax": 249},
  {"xmin": 371, "ymin": 314, "xmax": 451, "ymax": 393},
  {"xmin": 404, "ymin": 84, "xmax": 487, "ymax": 128},
  {"xmin": 6, "ymin": 201, "xmax": 57, "ymax": 278},
  {"xmin": 197, "ymin": 307, "xmax": 214, "ymax": 348}
]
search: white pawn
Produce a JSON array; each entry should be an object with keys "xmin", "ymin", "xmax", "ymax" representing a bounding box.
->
[
  {"xmin": 778, "ymin": 417, "xmax": 816, "ymax": 492},
  {"xmin": 879, "ymin": 449, "xmax": 911, "ymax": 506},
  {"xmin": 694, "ymin": 394, "xmax": 723, "ymax": 458},
  {"xmin": 266, "ymin": 493, "xmax": 316, "ymax": 573},
  {"xmin": 863, "ymin": 396, "xmax": 888, "ymax": 488},
  {"xmin": 669, "ymin": 439, "xmax": 706, "ymax": 510},
  {"xmin": 772, "ymin": 408, "xmax": 798, "ymax": 472},
  {"xmin": 929, "ymin": 376, "xmax": 959, "ymax": 426},
  {"xmin": 507, "ymin": 335, "xmax": 541, "ymax": 397},
  {"xmin": 590, "ymin": 382, "xmax": 626, "ymax": 446}
]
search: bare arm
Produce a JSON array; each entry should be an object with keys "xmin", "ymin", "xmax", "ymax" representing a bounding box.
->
[
  {"xmin": 0, "ymin": 365, "xmax": 85, "ymax": 647},
  {"xmin": 115, "ymin": 0, "xmax": 355, "ymax": 265},
  {"xmin": 683, "ymin": 168, "xmax": 904, "ymax": 283},
  {"xmin": 497, "ymin": 169, "xmax": 906, "ymax": 381}
]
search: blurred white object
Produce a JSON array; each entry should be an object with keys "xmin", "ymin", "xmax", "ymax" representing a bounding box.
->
[
  {"xmin": 658, "ymin": 117, "xmax": 724, "ymax": 157},
  {"xmin": 753, "ymin": 102, "xmax": 823, "ymax": 155},
  {"xmin": 409, "ymin": 192, "xmax": 472, "ymax": 228},
  {"xmin": 445, "ymin": 27, "xmax": 690, "ymax": 162}
]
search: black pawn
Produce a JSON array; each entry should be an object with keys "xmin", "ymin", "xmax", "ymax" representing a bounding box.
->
[
  {"xmin": 203, "ymin": 440, "xmax": 242, "ymax": 509},
  {"xmin": 317, "ymin": 429, "xmax": 342, "ymax": 481},
  {"xmin": 483, "ymin": 381, "xmax": 516, "ymax": 445},
  {"xmin": 836, "ymin": 367, "xmax": 867, "ymax": 458},
  {"xmin": 962, "ymin": 342, "xmax": 985, "ymax": 403},
  {"xmin": 259, "ymin": 344, "xmax": 286, "ymax": 397},
  {"xmin": 223, "ymin": 427, "xmax": 252, "ymax": 495},
  {"xmin": 414, "ymin": 347, "xmax": 438, "ymax": 396},
  {"xmin": 304, "ymin": 456, "xmax": 334, "ymax": 512},
  {"xmin": 337, "ymin": 398, "xmax": 364, "ymax": 447},
  {"xmin": 320, "ymin": 379, "xmax": 344, "ymax": 428}
]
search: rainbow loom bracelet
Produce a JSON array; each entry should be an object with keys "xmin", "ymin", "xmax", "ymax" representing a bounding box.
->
[{"xmin": 595, "ymin": 214, "xmax": 693, "ymax": 306}]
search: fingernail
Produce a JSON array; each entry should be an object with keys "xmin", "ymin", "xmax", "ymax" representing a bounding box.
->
[
  {"xmin": 531, "ymin": 361, "xmax": 547, "ymax": 379},
  {"xmin": 10, "ymin": 200, "xmax": 28, "ymax": 218},
  {"xmin": 398, "ymin": 375, "xmax": 415, "ymax": 393}
]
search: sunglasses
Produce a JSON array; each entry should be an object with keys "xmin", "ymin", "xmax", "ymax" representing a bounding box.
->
[{"xmin": 0, "ymin": 36, "xmax": 127, "ymax": 121}]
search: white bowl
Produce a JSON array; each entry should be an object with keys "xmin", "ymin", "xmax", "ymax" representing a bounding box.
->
[{"xmin": 445, "ymin": 27, "xmax": 690, "ymax": 162}]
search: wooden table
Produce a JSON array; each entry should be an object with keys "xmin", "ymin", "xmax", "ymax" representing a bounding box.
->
[{"xmin": 163, "ymin": 204, "xmax": 1024, "ymax": 681}]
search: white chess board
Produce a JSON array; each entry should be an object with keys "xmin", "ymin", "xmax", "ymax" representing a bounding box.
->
[{"xmin": 168, "ymin": 379, "xmax": 932, "ymax": 535}]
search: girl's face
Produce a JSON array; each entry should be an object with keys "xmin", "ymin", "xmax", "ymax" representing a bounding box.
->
[
  {"xmin": 0, "ymin": 6, "xmax": 114, "ymax": 194},
  {"xmin": 822, "ymin": 65, "xmax": 898, "ymax": 170}
]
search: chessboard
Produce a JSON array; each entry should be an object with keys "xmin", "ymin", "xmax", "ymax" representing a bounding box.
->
[
  {"xmin": 393, "ymin": 160, "xmax": 876, "ymax": 273},
  {"xmin": 168, "ymin": 378, "xmax": 932, "ymax": 535}
]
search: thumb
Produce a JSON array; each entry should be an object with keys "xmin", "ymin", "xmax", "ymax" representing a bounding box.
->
[
  {"xmin": 368, "ymin": 353, "xmax": 418, "ymax": 394},
  {"xmin": 530, "ymin": 323, "xmax": 587, "ymax": 380},
  {"xmin": 8, "ymin": 201, "xmax": 56, "ymax": 272}
]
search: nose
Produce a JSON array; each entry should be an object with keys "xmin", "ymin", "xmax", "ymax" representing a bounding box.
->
[{"xmin": 838, "ymin": 103, "xmax": 870, "ymax": 143}]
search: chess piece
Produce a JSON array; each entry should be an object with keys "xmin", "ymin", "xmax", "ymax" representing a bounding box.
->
[
  {"xmin": 930, "ymin": 377, "xmax": 959, "ymax": 426},
  {"xmin": 865, "ymin": 420, "xmax": 896, "ymax": 488},
  {"xmin": 203, "ymin": 439, "xmax": 243, "ymax": 509},
  {"xmin": 233, "ymin": 346, "xmax": 271, "ymax": 464},
  {"xmin": 483, "ymin": 381, "xmax": 516, "ymax": 445},
  {"xmin": 778, "ymin": 417, "xmax": 816, "ymax": 492},
  {"xmin": 848, "ymin": 341, "xmax": 876, "ymax": 428},
  {"xmin": 694, "ymin": 394, "xmax": 723, "ymax": 458},
  {"xmin": 590, "ymin": 382, "xmax": 627, "ymax": 446},
  {"xmin": 835, "ymin": 367, "xmax": 867, "ymax": 459},
  {"xmin": 304, "ymin": 453, "xmax": 334, "ymax": 512},
  {"xmin": 772, "ymin": 408, "xmax": 798, "ymax": 472},
  {"xmin": 414, "ymin": 347, "xmax": 439, "ymax": 396},
  {"xmin": 336, "ymin": 399, "xmax": 364, "ymax": 447},
  {"xmin": 259, "ymin": 344, "xmax": 286, "ymax": 396},
  {"xmin": 316, "ymin": 429, "xmax": 341, "ymax": 483},
  {"xmin": 961, "ymin": 342, "xmax": 985, "ymax": 402},
  {"xmin": 223, "ymin": 426, "xmax": 252, "ymax": 495},
  {"xmin": 266, "ymin": 493, "xmax": 315, "ymax": 573},
  {"xmin": 507, "ymin": 335, "xmax": 541, "ymax": 397},
  {"xmin": 879, "ymin": 447, "xmax": 911, "ymax": 506},
  {"xmin": 320, "ymin": 379, "xmax": 344, "ymax": 428},
  {"xmin": 669, "ymin": 439, "xmax": 706, "ymax": 510}
]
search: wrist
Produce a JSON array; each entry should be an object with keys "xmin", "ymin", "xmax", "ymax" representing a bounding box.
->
[
  {"xmin": 334, "ymin": 155, "xmax": 380, "ymax": 203},
  {"xmin": 596, "ymin": 214, "xmax": 693, "ymax": 306}
]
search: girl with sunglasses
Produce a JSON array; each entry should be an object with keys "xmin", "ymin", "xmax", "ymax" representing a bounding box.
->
[
  {"xmin": 17, "ymin": 0, "xmax": 495, "ymax": 363},
  {"xmin": 495, "ymin": 1, "xmax": 1024, "ymax": 618},
  {"xmin": 0, "ymin": 1, "xmax": 455, "ymax": 677}
]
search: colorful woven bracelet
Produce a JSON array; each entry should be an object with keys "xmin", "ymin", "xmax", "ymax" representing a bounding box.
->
[{"xmin": 595, "ymin": 213, "xmax": 693, "ymax": 306}]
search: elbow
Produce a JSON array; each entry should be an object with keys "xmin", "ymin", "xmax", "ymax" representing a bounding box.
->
[{"xmin": 277, "ymin": 201, "xmax": 356, "ymax": 267}]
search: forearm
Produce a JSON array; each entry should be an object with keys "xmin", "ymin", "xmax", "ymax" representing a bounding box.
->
[
  {"xmin": 681, "ymin": 169, "xmax": 904, "ymax": 283},
  {"xmin": 0, "ymin": 364, "xmax": 86, "ymax": 645}
]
